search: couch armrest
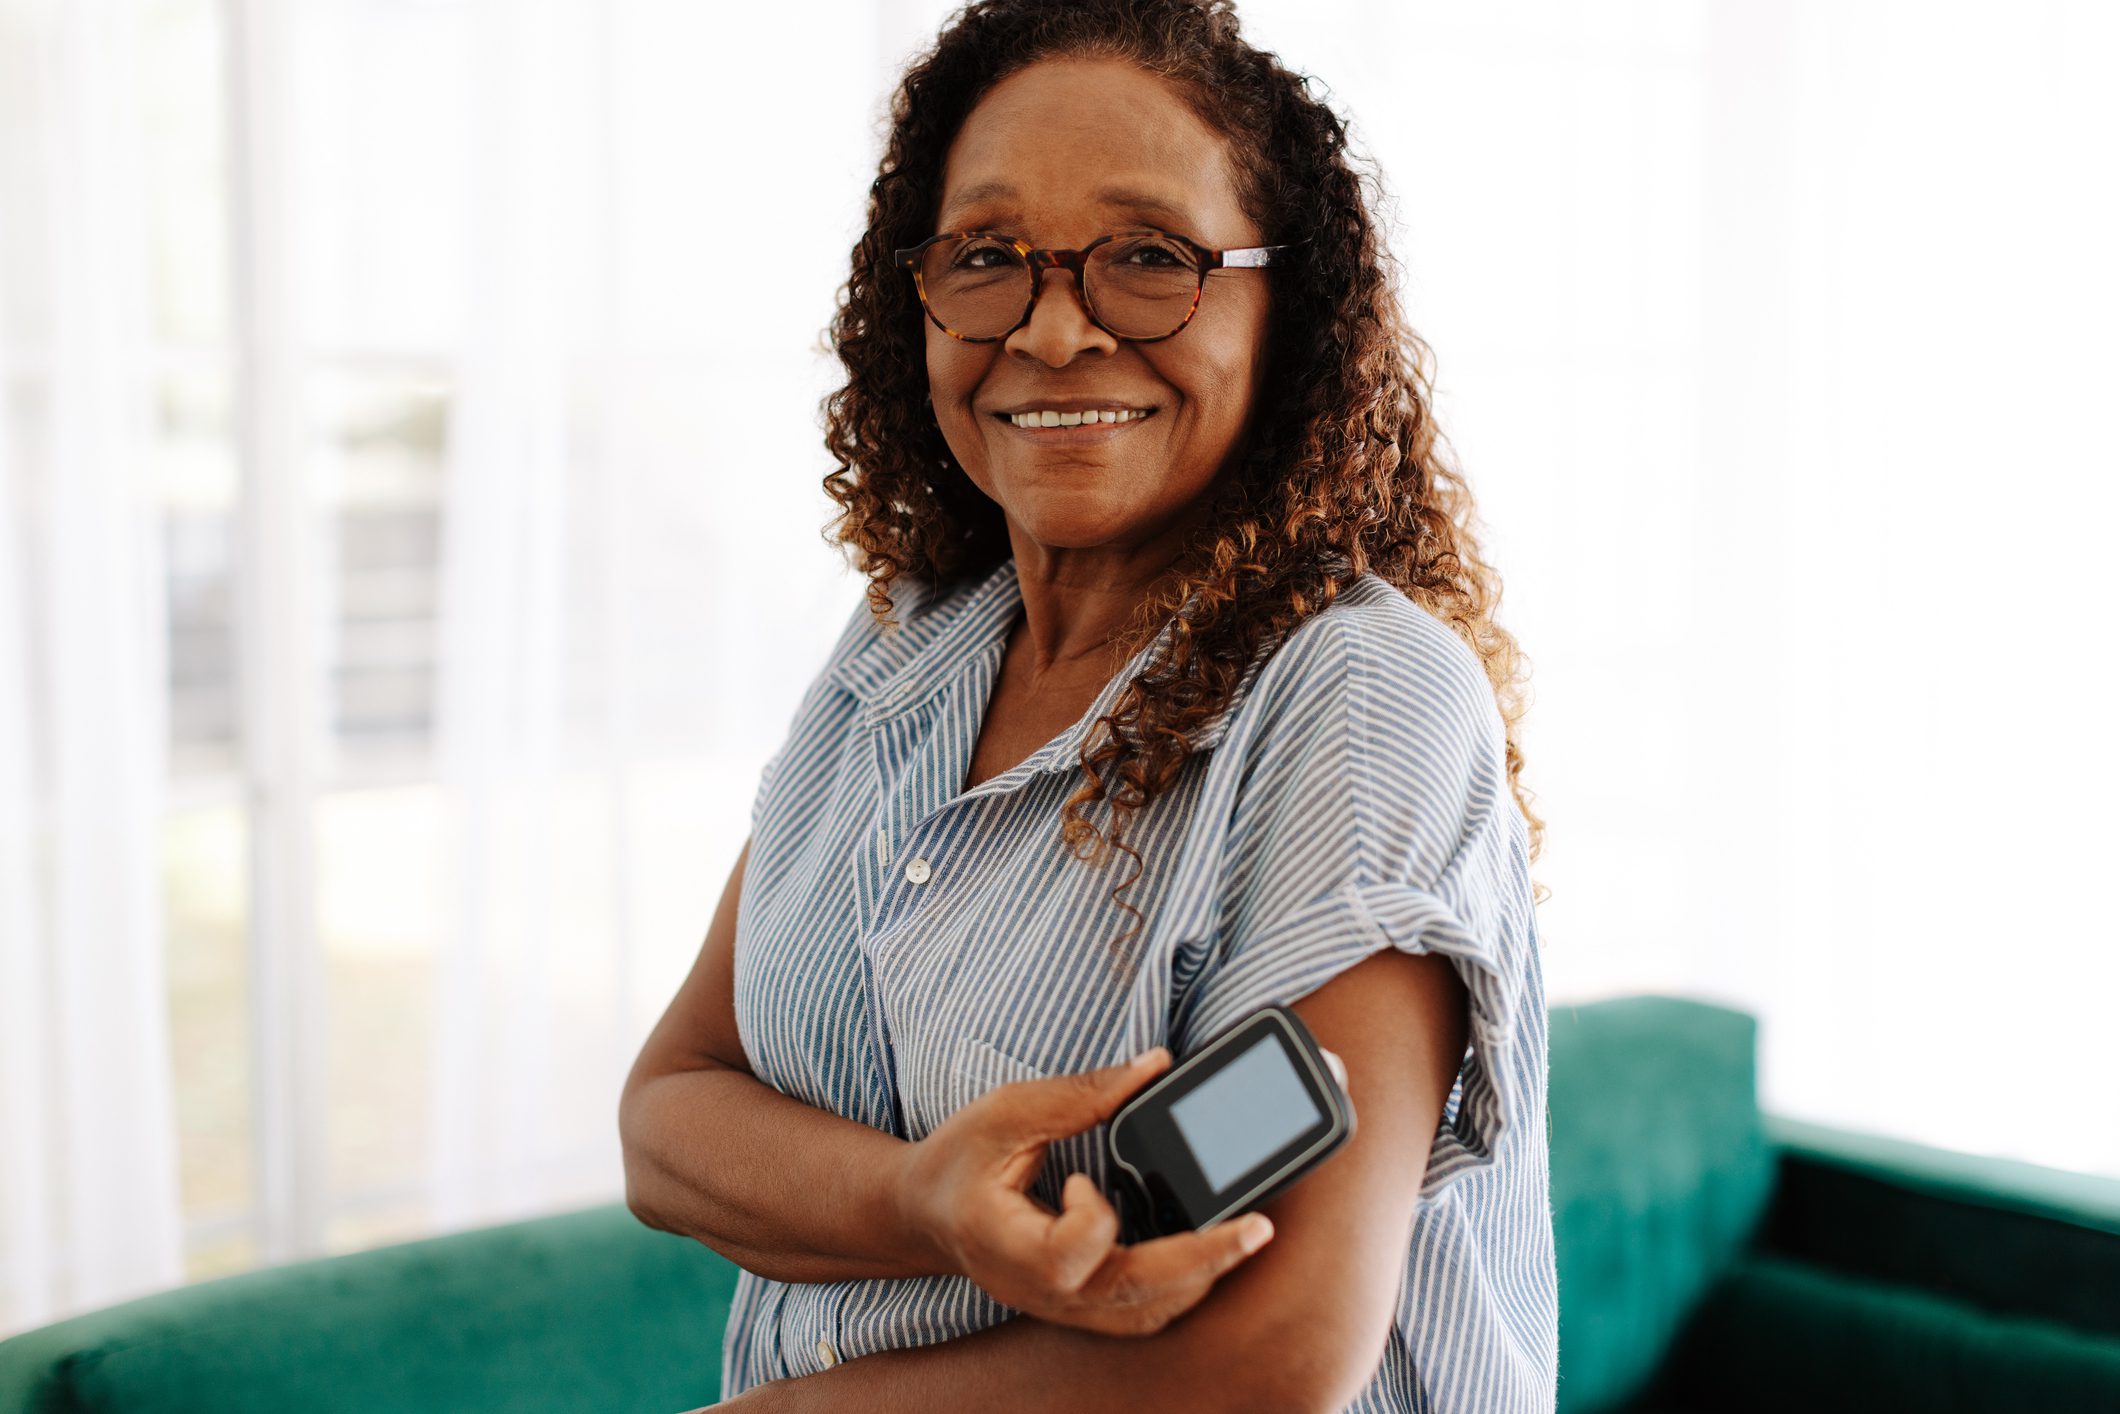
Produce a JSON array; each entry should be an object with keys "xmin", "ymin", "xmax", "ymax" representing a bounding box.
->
[
  {"xmin": 0, "ymin": 1203, "xmax": 741, "ymax": 1414},
  {"xmin": 1632, "ymin": 1118, "xmax": 2120, "ymax": 1414},
  {"xmin": 1653, "ymin": 1250, "xmax": 2120, "ymax": 1414},
  {"xmin": 1758, "ymin": 1114, "xmax": 2120, "ymax": 1335}
]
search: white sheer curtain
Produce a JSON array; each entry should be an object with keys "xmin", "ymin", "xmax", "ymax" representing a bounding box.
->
[
  {"xmin": 0, "ymin": 0, "xmax": 185, "ymax": 1329},
  {"xmin": 422, "ymin": 0, "xmax": 889, "ymax": 1224},
  {"xmin": 427, "ymin": 0, "xmax": 600, "ymax": 1228},
  {"xmin": 2, "ymin": 0, "xmax": 2116, "ymax": 1341}
]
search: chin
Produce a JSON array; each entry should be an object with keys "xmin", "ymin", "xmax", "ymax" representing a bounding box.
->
[{"xmin": 1008, "ymin": 502, "xmax": 1145, "ymax": 550}]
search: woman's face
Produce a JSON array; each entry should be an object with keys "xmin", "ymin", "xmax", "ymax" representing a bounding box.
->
[{"xmin": 925, "ymin": 57, "xmax": 1272, "ymax": 556}]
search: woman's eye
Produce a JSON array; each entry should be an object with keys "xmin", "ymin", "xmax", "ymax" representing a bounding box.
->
[
  {"xmin": 955, "ymin": 244, "xmax": 1016, "ymax": 269},
  {"xmin": 1123, "ymin": 243, "xmax": 1182, "ymax": 267}
]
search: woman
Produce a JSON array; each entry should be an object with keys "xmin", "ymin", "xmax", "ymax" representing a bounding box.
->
[{"xmin": 620, "ymin": 1, "xmax": 1555, "ymax": 1410}]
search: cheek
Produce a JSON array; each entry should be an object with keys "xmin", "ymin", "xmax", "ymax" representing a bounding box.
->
[
  {"xmin": 1182, "ymin": 303, "xmax": 1270, "ymax": 420},
  {"xmin": 925, "ymin": 330, "xmax": 979, "ymax": 397},
  {"xmin": 930, "ymin": 364, "xmax": 992, "ymax": 448},
  {"xmin": 1177, "ymin": 348, "xmax": 1265, "ymax": 435},
  {"xmin": 923, "ymin": 338, "xmax": 995, "ymax": 475}
]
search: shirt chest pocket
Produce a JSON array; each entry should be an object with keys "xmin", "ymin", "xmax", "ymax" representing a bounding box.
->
[
  {"xmin": 948, "ymin": 1034, "xmax": 1048, "ymax": 1112},
  {"xmin": 941, "ymin": 1034, "xmax": 1142, "ymax": 1230}
]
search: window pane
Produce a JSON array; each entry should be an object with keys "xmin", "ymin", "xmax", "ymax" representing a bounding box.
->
[
  {"xmin": 165, "ymin": 803, "xmax": 254, "ymax": 1280},
  {"xmin": 166, "ymin": 508, "xmax": 241, "ymax": 778},
  {"xmin": 536, "ymin": 772, "xmax": 626, "ymax": 1207},
  {"xmin": 156, "ymin": 363, "xmax": 238, "ymax": 506},
  {"xmin": 313, "ymin": 368, "xmax": 448, "ymax": 506},
  {"xmin": 325, "ymin": 1200, "xmax": 429, "ymax": 1258},
  {"xmin": 311, "ymin": 369, "xmax": 448, "ymax": 772},
  {"xmin": 161, "ymin": 365, "xmax": 242, "ymax": 779},
  {"xmin": 317, "ymin": 784, "xmax": 442, "ymax": 1221}
]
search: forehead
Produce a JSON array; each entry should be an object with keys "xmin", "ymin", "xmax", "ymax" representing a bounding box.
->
[{"xmin": 936, "ymin": 57, "xmax": 1248, "ymax": 239}]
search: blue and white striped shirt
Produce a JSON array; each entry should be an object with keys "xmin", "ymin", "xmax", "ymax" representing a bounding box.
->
[{"xmin": 723, "ymin": 555, "xmax": 1557, "ymax": 1412}]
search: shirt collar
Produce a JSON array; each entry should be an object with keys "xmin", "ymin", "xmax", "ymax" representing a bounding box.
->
[{"xmin": 828, "ymin": 556, "xmax": 1260, "ymax": 777}]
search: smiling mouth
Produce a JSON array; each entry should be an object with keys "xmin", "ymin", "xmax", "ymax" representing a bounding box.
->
[
  {"xmin": 991, "ymin": 408, "xmax": 1160, "ymax": 430},
  {"xmin": 991, "ymin": 409, "xmax": 1160, "ymax": 448}
]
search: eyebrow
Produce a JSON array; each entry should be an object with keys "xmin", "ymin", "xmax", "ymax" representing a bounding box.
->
[{"xmin": 938, "ymin": 180, "xmax": 1199, "ymax": 235}]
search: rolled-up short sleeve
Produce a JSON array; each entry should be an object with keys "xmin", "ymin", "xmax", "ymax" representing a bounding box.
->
[{"xmin": 1170, "ymin": 598, "xmax": 1535, "ymax": 1204}]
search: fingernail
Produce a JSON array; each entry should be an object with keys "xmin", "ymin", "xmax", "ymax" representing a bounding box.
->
[
  {"xmin": 1241, "ymin": 1216, "xmax": 1273, "ymax": 1251},
  {"xmin": 1132, "ymin": 1046, "xmax": 1169, "ymax": 1069}
]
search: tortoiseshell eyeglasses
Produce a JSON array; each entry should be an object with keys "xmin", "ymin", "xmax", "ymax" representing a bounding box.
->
[{"xmin": 894, "ymin": 228, "xmax": 1307, "ymax": 343}]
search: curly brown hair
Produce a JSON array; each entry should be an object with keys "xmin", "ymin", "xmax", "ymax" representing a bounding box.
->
[{"xmin": 818, "ymin": 0, "xmax": 1548, "ymax": 951}]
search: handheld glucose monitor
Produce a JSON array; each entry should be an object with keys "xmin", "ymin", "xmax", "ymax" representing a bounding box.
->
[{"xmin": 1107, "ymin": 1006, "xmax": 1355, "ymax": 1238}]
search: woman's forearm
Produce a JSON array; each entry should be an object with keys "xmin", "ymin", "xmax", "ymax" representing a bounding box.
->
[
  {"xmin": 619, "ymin": 1060, "xmax": 947, "ymax": 1284},
  {"xmin": 713, "ymin": 1302, "xmax": 1295, "ymax": 1414}
]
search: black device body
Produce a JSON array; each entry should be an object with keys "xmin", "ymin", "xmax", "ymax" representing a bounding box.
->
[{"xmin": 1107, "ymin": 1005, "xmax": 1356, "ymax": 1239}]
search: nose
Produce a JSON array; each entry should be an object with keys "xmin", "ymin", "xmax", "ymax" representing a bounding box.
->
[
  {"xmin": 1022, "ymin": 264, "xmax": 1097, "ymax": 325},
  {"xmin": 1004, "ymin": 263, "xmax": 1110, "ymax": 354}
]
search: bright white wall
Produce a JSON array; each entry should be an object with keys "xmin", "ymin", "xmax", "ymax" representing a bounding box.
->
[{"xmin": 1222, "ymin": 0, "xmax": 2120, "ymax": 1171}]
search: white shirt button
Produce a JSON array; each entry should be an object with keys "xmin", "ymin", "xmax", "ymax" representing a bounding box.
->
[
  {"xmin": 904, "ymin": 856, "xmax": 932, "ymax": 885},
  {"xmin": 816, "ymin": 1338, "xmax": 839, "ymax": 1368}
]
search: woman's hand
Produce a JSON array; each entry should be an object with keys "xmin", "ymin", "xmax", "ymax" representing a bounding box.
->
[{"xmin": 892, "ymin": 1047, "xmax": 1276, "ymax": 1336}]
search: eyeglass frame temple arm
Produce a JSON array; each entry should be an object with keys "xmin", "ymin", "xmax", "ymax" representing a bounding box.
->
[
  {"xmin": 1214, "ymin": 238, "xmax": 1307, "ymax": 269},
  {"xmin": 890, "ymin": 231, "xmax": 1311, "ymax": 270}
]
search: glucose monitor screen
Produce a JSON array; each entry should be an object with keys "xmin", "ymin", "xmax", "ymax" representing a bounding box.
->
[{"xmin": 1167, "ymin": 1033, "xmax": 1325, "ymax": 1192}]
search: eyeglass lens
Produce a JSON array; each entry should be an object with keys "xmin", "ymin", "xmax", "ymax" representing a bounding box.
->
[{"xmin": 916, "ymin": 233, "xmax": 1203, "ymax": 339}]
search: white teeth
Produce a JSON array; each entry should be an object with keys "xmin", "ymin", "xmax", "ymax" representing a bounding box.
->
[{"xmin": 1008, "ymin": 408, "xmax": 1152, "ymax": 428}]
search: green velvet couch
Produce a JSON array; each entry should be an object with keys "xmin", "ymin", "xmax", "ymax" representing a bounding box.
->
[{"xmin": 5, "ymin": 996, "xmax": 2117, "ymax": 1412}]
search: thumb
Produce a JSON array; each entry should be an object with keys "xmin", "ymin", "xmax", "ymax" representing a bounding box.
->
[{"xmin": 1021, "ymin": 1047, "xmax": 1171, "ymax": 1141}]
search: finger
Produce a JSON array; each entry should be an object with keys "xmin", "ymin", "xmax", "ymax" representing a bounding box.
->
[
  {"xmin": 977, "ymin": 1172, "xmax": 1118, "ymax": 1292},
  {"xmin": 1113, "ymin": 1213, "xmax": 1275, "ymax": 1295},
  {"xmin": 1015, "ymin": 1048, "xmax": 1171, "ymax": 1143},
  {"xmin": 972, "ymin": 1179, "xmax": 1092, "ymax": 1277},
  {"xmin": 1045, "ymin": 1172, "xmax": 1122, "ymax": 1291},
  {"xmin": 1221, "ymin": 1212, "xmax": 1276, "ymax": 1264},
  {"xmin": 1069, "ymin": 1217, "xmax": 1274, "ymax": 1337}
]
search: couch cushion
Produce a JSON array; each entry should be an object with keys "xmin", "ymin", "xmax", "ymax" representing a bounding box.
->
[
  {"xmin": 1548, "ymin": 995, "xmax": 1775, "ymax": 1414},
  {"xmin": 0, "ymin": 1204, "xmax": 740, "ymax": 1413}
]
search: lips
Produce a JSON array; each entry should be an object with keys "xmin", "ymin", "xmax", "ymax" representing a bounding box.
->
[
  {"xmin": 990, "ymin": 399, "xmax": 1160, "ymax": 417},
  {"xmin": 994, "ymin": 407, "xmax": 1159, "ymax": 446},
  {"xmin": 992, "ymin": 407, "xmax": 1161, "ymax": 423}
]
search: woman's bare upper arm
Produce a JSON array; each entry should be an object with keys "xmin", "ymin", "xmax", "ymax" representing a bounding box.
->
[{"xmin": 629, "ymin": 833, "xmax": 754, "ymax": 1084}]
